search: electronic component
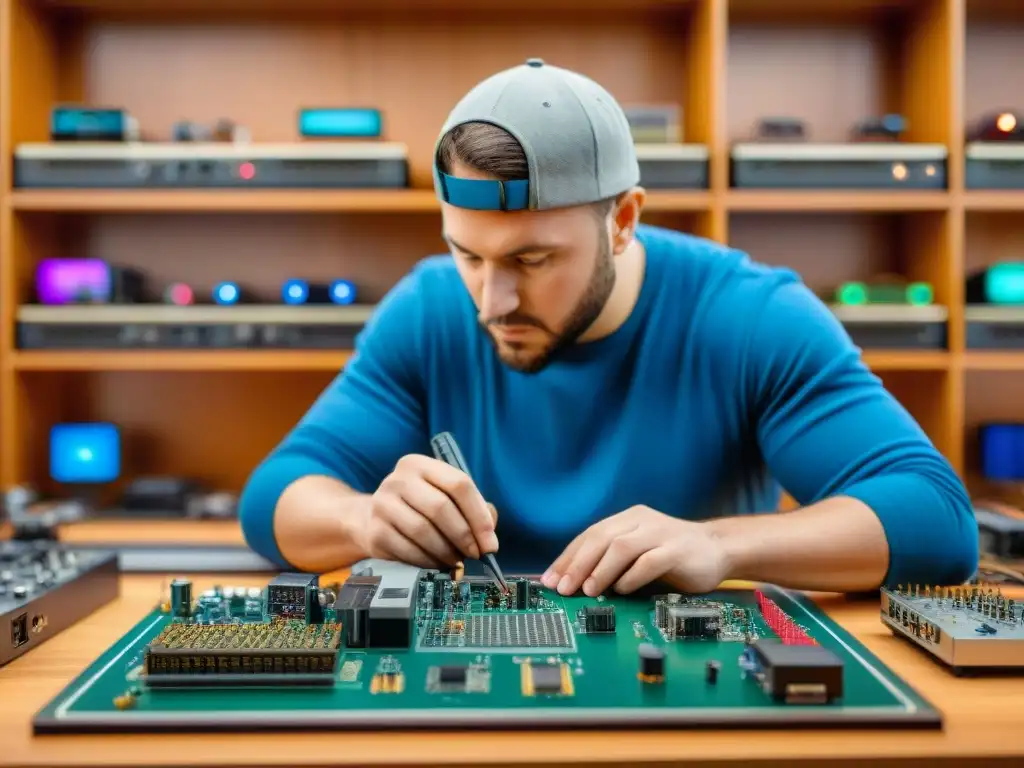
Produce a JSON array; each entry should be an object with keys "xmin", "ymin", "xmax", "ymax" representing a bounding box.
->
[
  {"xmin": 50, "ymin": 422, "xmax": 120, "ymax": 485},
  {"xmin": 742, "ymin": 640, "xmax": 844, "ymax": 704},
  {"xmin": 522, "ymin": 660, "xmax": 573, "ymax": 696},
  {"xmin": 299, "ymin": 108, "xmax": 383, "ymax": 139},
  {"xmin": 881, "ymin": 584, "xmax": 1024, "ymax": 673},
  {"xmin": 581, "ymin": 604, "xmax": 616, "ymax": 633},
  {"xmin": 266, "ymin": 572, "xmax": 320, "ymax": 621},
  {"xmin": 50, "ymin": 106, "xmax": 137, "ymax": 142},
  {"xmin": 753, "ymin": 117, "xmax": 806, "ymax": 142},
  {"xmin": 16, "ymin": 304, "xmax": 375, "ymax": 351},
  {"xmin": 851, "ymin": 114, "xmax": 906, "ymax": 141},
  {"xmin": 143, "ymin": 621, "xmax": 341, "ymax": 687},
  {"xmin": 637, "ymin": 643, "xmax": 665, "ymax": 683},
  {"xmin": 967, "ymin": 262, "xmax": 1024, "ymax": 305},
  {"xmin": 35, "ymin": 259, "xmax": 144, "ymax": 305},
  {"xmin": 731, "ymin": 140, "xmax": 946, "ymax": 190},
  {"xmin": 13, "ymin": 141, "xmax": 409, "ymax": 189},
  {"xmin": 969, "ymin": 111, "xmax": 1023, "ymax": 142},
  {"xmin": 979, "ymin": 424, "xmax": 1024, "ymax": 483},
  {"xmin": 0, "ymin": 540, "xmax": 120, "ymax": 666},
  {"xmin": 33, "ymin": 559, "xmax": 941, "ymax": 733},
  {"xmin": 623, "ymin": 104, "xmax": 681, "ymax": 144}
]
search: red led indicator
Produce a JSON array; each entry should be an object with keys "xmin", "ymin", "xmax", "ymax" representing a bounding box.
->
[
  {"xmin": 238, "ymin": 162, "xmax": 256, "ymax": 180},
  {"xmin": 168, "ymin": 283, "xmax": 194, "ymax": 306}
]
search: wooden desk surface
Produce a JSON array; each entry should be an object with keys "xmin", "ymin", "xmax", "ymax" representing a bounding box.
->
[{"xmin": 2, "ymin": 521, "xmax": 1023, "ymax": 767}]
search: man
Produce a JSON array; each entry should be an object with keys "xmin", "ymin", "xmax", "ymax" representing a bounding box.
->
[{"xmin": 239, "ymin": 59, "xmax": 978, "ymax": 597}]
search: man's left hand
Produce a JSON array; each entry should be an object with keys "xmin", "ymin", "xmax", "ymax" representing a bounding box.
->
[{"xmin": 540, "ymin": 506, "xmax": 730, "ymax": 597}]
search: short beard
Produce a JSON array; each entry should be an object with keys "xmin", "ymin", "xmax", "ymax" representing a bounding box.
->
[{"xmin": 482, "ymin": 232, "xmax": 616, "ymax": 374}]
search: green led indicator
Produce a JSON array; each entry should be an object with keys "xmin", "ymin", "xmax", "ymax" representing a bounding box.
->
[
  {"xmin": 906, "ymin": 283, "xmax": 933, "ymax": 306},
  {"xmin": 837, "ymin": 282, "xmax": 868, "ymax": 305}
]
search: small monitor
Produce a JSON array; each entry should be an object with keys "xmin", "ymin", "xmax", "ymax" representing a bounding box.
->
[{"xmin": 50, "ymin": 422, "xmax": 121, "ymax": 484}]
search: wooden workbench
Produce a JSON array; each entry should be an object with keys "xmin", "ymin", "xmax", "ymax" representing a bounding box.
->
[{"xmin": 2, "ymin": 521, "xmax": 1022, "ymax": 767}]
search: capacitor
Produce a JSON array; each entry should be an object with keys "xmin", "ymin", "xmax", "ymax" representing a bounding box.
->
[
  {"xmin": 637, "ymin": 643, "xmax": 665, "ymax": 683},
  {"xmin": 706, "ymin": 660, "xmax": 721, "ymax": 684},
  {"xmin": 170, "ymin": 578, "xmax": 193, "ymax": 618}
]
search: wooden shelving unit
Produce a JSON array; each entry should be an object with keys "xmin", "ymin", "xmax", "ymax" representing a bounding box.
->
[{"xmin": 1, "ymin": 0, "xmax": 1022, "ymax": 501}]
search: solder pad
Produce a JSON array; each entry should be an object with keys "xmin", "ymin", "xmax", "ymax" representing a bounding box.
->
[{"xmin": 33, "ymin": 559, "xmax": 942, "ymax": 733}]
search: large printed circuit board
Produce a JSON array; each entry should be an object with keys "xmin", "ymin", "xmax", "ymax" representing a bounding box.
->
[{"xmin": 34, "ymin": 559, "xmax": 940, "ymax": 732}]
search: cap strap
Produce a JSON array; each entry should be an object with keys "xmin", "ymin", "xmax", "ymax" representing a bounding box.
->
[{"xmin": 437, "ymin": 172, "xmax": 529, "ymax": 211}]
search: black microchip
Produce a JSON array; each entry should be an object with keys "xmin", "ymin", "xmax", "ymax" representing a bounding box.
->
[
  {"xmin": 583, "ymin": 605, "xmax": 616, "ymax": 633},
  {"xmin": 749, "ymin": 640, "xmax": 844, "ymax": 702},
  {"xmin": 530, "ymin": 663, "xmax": 563, "ymax": 693},
  {"xmin": 438, "ymin": 665, "xmax": 468, "ymax": 684}
]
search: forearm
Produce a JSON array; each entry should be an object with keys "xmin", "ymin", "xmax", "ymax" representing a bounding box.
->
[
  {"xmin": 706, "ymin": 496, "xmax": 890, "ymax": 592},
  {"xmin": 273, "ymin": 475, "xmax": 372, "ymax": 573}
]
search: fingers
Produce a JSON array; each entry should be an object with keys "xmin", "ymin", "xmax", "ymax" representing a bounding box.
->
[
  {"xmin": 547, "ymin": 520, "xmax": 640, "ymax": 596},
  {"xmin": 398, "ymin": 478, "xmax": 480, "ymax": 560},
  {"xmin": 612, "ymin": 547, "xmax": 674, "ymax": 594},
  {"xmin": 374, "ymin": 495, "xmax": 460, "ymax": 566},
  {"xmin": 418, "ymin": 457, "xmax": 499, "ymax": 554},
  {"xmin": 365, "ymin": 512, "xmax": 443, "ymax": 569}
]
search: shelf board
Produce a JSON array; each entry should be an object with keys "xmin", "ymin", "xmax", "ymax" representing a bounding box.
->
[
  {"xmin": 727, "ymin": 190, "xmax": 950, "ymax": 213},
  {"xmin": 30, "ymin": 0, "xmax": 698, "ymax": 11},
  {"xmin": 963, "ymin": 352, "xmax": 1024, "ymax": 372},
  {"xmin": 964, "ymin": 192, "xmax": 1024, "ymax": 212},
  {"xmin": 7, "ymin": 189, "xmax": 441, "ymax": 214},
  {"xmin": 7, "ymin": 189, "xmax": 710, "ymax": 214},
  {"xmin": 8, "ymin": 348, "xmax": 947, "ymax": 373},
  {"xmin": 861, "ymin": 351, "xmax": 950, "ymax": 371},
  {"xmin": 8, "ymin": 350, "xmax": 353, "ymax": 372}
]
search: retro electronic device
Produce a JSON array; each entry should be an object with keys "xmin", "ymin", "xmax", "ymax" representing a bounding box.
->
[
  {"xmin": 965, "ymin": 262, "xmax": 1024, "ymax": 350},
  {"xmin": 731, "ymin": 114, "xmax": 947, "ymax": 190},
  {"xmin": 0, "ymin": 541, "xmax": 120, "ymax": 667},
  {"xmin": 35, "ymin": 258, "xmax": 144, "ymax": 305},
  {"xmin": 32, "ymin": 559, "xmax": 941, "ymax": 733},
  {"xmin": 881, "ymin": 583, "xmax": 1024, "ymax": 676},
  {"xmin": 13, "ymin": 141, "xmax": 409, "ymax": 189},
  {"xmin": 966, "ymin": 111, "xmax": 1024, "ymax": 189},
  {"xmin": 828, "ymin": 278, "xmax": 945, "ymax": 350},
  {"xmin": 622, "ymin": 104, "xmax": 708, "ymax": 189}
]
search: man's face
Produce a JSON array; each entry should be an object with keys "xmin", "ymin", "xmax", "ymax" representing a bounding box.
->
[{"xmin": 441, "ymin": 168, "xmax": 616, "ymax": 374}]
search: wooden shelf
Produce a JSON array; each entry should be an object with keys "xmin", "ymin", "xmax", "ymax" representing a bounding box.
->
[
  {"xmin": 726, "ymin": 190, "xmax": 951, "ymax": 213},
  {"xmin": 963, "ymin": 192, "xmax": 1024, "ymax": 212},
  {"xmin": 6, "ymin": 348, "xmax": 950, "ymax": 374},
  {"xmin": 8, "ymin": 350, "xmax": 353, "ymax": 372},
  {"xmin": 7, "ymin": 189, "xmax": 711, "ymax": 214},
  {"xmin": 963, "ymin": 352, "xmax": 1024, "ymax": 372}
]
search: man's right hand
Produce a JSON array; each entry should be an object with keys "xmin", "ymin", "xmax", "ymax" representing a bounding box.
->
[{"xmin": 360, "ymin": 454, "xmax": 499, "ymax": 568}]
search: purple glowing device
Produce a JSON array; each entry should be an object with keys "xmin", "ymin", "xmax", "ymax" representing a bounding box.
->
[{"xmin": 35, "ymin": 259, "xmax": 112, "ymax": 305}]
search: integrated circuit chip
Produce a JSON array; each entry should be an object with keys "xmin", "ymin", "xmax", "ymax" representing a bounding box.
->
[{"xmin": 521, "ymin": 661, "xmax": 574, "ymax": 696}]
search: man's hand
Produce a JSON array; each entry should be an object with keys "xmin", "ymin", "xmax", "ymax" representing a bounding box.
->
[
  {"xmin": 359, "ymin": 454, "xmax": 499, "ymax": 568},
  {"xmin": 540, "ymin": 506, "xmax": 730, "ymax": 597}
]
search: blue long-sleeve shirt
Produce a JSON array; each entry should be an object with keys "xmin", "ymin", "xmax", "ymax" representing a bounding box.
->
[{"xmin": 239, "ymin": 224, "xmax": 978, "ymax": 587}]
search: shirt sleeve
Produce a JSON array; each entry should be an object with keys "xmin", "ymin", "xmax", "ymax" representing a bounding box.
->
[
  {"xmin": 739, "ymin": 276, "xmax": 978, "ymax": 588},
  {"xmin": 238, "ymin": 268, "xmax": 431, "ymax": 568}
]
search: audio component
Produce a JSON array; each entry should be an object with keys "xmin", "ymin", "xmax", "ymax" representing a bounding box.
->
[
  {"xmin": 851, "ymin": 114, "xmax": 907, "ymax": 142},
  {"xmin": 966, "ymin": 111, "xmax": 1024, "ymax": 188},
  {"xmin": 966, "ymin": 306, "xmax": 1024, "ymax": 350},
  {"xmin": 0, "ymin": 540, "xmax": 120, "ymax": 666},
  {"xmin": 752, "ymin": 118, "xmax": 807, "ymax": 142},
  {"xmin": 624, "ymin": 104, "xmax": 682, "ymax": 144},
  {"xmin": 299, "ymin": 108, "xmax": 383, "ymax": 139},
  {"xmin": 281, "ymin": 278, "xmax": 357, "ymax": 305},
  {"xmin": 51, "ymin": 106, "xmax": 137, "ymax": 142},
  {"xmin": 35, "ymin": 258, "xmax": 144, "ymax": 305},
  {"xmin": 830, "ymin": 304, "xmax": 948, "ymax": 350},
  {"xmin": 634, "ymin": 144, "xmax": 708, "ymax": 189},
  {"xmin": 16, "ymin": 304, "xmax": 375, "ymax": 350},
  {"xmin": 13, "ymin": 142, "xmax": 409, "ymax": 189},
  {"xmin": 731, "ymin": 141, "xmax": 947, "ymax": 189}
]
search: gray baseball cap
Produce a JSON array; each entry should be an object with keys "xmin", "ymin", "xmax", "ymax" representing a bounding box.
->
[{"xmin": 433, "ymin": 58, "xmax": 640, "ymax": 212}]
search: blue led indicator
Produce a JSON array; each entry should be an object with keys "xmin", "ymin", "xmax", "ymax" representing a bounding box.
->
[
  {"xmin": 213, "ymin": 282, "xmax": 240, "ymax": 305},
  {"xmin": 282, "ymin": 279, "xmax": 309, "ymax": 305},
  {"xmin": 330, "ymin": 279, "xmax": 356, "ymax": 304}
]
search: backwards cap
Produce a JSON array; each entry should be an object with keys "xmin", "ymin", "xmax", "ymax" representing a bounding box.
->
[{"xmin": 433, "ymin": 58, "xmax": 640, "ymax": 212}]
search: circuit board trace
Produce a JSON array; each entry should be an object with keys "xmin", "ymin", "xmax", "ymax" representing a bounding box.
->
[{"xmin": 34, "ymin": 560, "xmax": 941, "ymax": 732}]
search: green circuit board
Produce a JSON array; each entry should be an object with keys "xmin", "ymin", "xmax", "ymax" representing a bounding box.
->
[{"xmin": 33, "ymin": 559, "xmax": 940, "ymax": 733}]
